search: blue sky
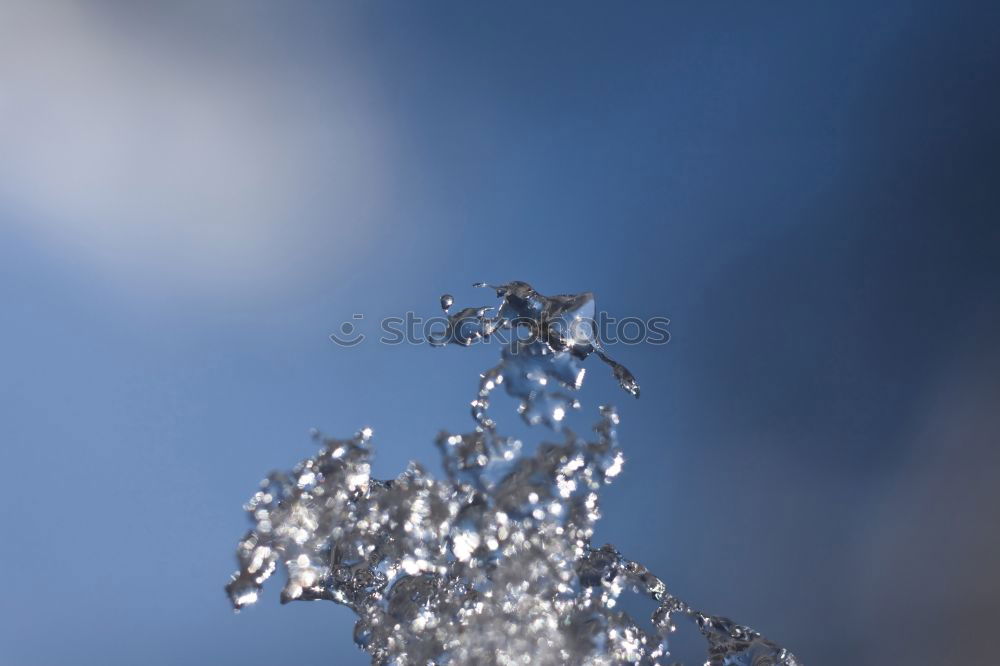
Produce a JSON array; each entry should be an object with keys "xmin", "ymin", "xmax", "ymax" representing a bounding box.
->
[{"xmin": 1, "ymin": 2, "xmax": 998, "ymax": 664}]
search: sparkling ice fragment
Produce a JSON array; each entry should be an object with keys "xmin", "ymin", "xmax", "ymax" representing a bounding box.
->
[{"xmin": 227, "ymin": 281, "xmax": 798, "ymax": 665}]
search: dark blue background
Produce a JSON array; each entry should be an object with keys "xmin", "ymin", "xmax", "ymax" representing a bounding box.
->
[{"xmin": 2, "ymin": 2, "xmax": 998, "ymax": 664}]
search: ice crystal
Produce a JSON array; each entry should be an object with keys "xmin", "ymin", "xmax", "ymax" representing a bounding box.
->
[{"xmin": 226, "ymin": 281, "xmax": 798, "ymax": 665}]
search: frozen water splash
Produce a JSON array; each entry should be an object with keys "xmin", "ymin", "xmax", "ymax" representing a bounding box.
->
[
  {"xmin": 226, "ymin": 282, "xmax": 799, "ymax": 665},
  {"xmin": 434, "ymin": 281, "xmax": 638, "ymax": 429}
]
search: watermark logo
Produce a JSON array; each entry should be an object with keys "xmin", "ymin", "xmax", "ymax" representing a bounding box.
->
[{"xmin": 329, "ymin": 312, "xmax": 670, "ymax": 348}]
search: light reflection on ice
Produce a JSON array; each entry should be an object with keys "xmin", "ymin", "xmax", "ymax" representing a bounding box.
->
[{"xmin": 227, "ymin": 282, "xmax": 798, "ymax": 665}]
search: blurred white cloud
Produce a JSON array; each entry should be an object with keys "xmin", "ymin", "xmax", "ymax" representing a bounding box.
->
[{"xmin": 0, "ymin": 3, "xmax": 390, "ymax": 296}]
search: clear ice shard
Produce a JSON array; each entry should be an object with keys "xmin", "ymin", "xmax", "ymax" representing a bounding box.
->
[{"xmin": 227, "ymin": 281, "xmax": 799, "ymax": 665}]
